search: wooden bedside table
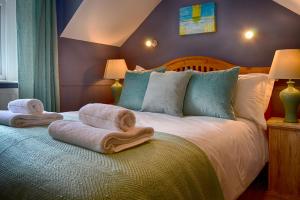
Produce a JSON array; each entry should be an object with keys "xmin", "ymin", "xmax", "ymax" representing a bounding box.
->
[{"xmin": 267, "ymin": 117, "xmax": 300, "ymax": 199}]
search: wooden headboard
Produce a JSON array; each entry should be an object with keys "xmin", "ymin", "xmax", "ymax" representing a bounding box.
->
[{"xmin": 160, "ymin": 56, "xmax": 270, "ymax": 74}]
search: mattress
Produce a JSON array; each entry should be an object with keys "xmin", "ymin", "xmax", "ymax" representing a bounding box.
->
[
  {"xmin": 0, "ymin": 110, "xmax": 268, "ymax": 200},
  {"xmin": 132, "ymin": 111, "xmax": 268, "ymax": 200}
]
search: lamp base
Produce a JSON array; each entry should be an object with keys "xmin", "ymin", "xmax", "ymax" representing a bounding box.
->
[
  {"xmin": 111, "ymin": 79, "xmax": 122, "ymax": 104},
  {"xmin": 280, "ymin": 80, "xmax": 300, "ymax": 123}
]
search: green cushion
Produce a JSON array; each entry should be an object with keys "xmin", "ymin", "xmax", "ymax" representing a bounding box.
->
[
  {"xmin": 141, "ymin": 71, "xmax": 192, "ymax": 116},
  {"xmin": 183, "ymin": 67, "xmax": 240, "ymax": 120},
  {"xmin": 118, "ymin": 67, "xmax": 166, "ymax": 110}
]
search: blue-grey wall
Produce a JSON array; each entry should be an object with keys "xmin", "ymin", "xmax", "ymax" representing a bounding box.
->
[
  {"xmin": 120, "ymin": 0, "xmax": 300, "ymax": 68},
  {"xmin": 56, "ymin": 0, "xmax": 300, "ymax": 112}
]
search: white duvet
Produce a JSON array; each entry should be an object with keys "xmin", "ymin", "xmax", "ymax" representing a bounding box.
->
[{"xmin": 133, "ymin": 111, "xmax": 268, "ymax": 200}]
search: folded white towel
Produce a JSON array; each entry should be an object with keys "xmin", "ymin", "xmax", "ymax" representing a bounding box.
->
[
  {"xmin": 8, "ymin": 99, "xmax": 44, "ymax": 114},
  {"xmin": 79, "ymin": 103, "xmax": 136, "ymax": 132},
  {"xmin": 48, "ymin": 120, "xmax": 154, "ymax": 154},
  {"xmin": 0, "ymin": 111, "xmax": 63, "ymax": 128}
]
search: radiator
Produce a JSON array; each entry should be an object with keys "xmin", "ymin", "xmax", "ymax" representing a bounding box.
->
[{"xmin": 0, "ymin": 88, "xmax": 18, "ymax": 110}]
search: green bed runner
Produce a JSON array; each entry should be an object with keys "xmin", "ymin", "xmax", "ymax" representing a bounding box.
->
[{"xmin": 0, "ymin": 113, "xmax": 224, "ymax": 200}]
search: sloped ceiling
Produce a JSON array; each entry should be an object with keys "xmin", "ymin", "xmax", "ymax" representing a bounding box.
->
[
  {"xmin": 273, "ymin": 0, "xmax": 300, "ymax": 15},
  {"xmin": 61, "ymin": 0, "xmax": 161, "ymax": 47}
]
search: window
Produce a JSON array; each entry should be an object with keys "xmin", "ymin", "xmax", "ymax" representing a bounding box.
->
[
  {"xmin": 0, "ymin": 0, "xmax": 6, "ymax": 80},
  {"xmin": 0, "ymin": 0, "xmax": 17, "ymax": 82}
]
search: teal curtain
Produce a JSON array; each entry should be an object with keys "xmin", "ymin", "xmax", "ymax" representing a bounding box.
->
[{"xmin": 16, "ymin": 0, "xmax": 60, "ymax": 112}]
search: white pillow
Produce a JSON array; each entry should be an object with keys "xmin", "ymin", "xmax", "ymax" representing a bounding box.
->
[{"xmin": 233, "ymin": 73, "xmax": 274, "ymax": 130}]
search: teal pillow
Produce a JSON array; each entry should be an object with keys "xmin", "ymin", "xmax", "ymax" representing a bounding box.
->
[
  {"xmin": 118, "ymin": 67, "xmax": 166, "ymax": 110},
  {"xmin": 141, "ymin": 71, "xmax": 192, "ymax": 116},
  {"xmin": 183, "ymin": 67, "xmax": 240, "ymax": 120}
]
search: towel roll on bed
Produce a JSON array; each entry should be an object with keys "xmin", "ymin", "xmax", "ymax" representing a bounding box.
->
[
  {"xmin": 79, "ymin": 103, "xmax": 136, "ymax": 131},
  {"xmin": 48, "ymin": 120, "xmax": 154, "ymax": 153},
  {"xmin": 8, "ymin": 99, "xmax": 44, "ymax": 115},
  {"xmin": 0, "ymin": 111, "xmax": 63, "ymax": 128}
]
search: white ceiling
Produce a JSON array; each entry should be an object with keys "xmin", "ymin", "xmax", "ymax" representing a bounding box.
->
[
  {"xmin": 273, "ymin": 0, "xmax": 300, "ymax": 15},
  {"xmin": 61, "ymin": 0, "xmax": 161, "ymax": 47}
]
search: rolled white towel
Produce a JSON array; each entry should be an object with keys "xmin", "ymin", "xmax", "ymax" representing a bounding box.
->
[
  {"xmin": 0, "ymin": 111, "xmax": 63, "ymax": 128},
  {"xmin": 8, "ymin": 99, "xmax": 44, "ymax": 114},
  {"xmin": 79, "ymin": 103, "xmax": 136, "ymax": 132},
  {"xmin": 48, "ymin": 120, "xmax": 154, "ymax": 154}
]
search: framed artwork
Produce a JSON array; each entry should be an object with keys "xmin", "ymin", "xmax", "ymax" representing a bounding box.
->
[{"xmin": 179, "ymin": 2, "xmax": 216, "ymax": 35}]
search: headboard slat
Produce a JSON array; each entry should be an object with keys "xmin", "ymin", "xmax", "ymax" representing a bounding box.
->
[{"xmin": 158, "ymin": 56, "xmax": 270, "ymax": 74}]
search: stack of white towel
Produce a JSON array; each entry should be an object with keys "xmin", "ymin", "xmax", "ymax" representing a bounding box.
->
[
  {"xmin": 48, "ymin": 103, "xmax": 154, "ymax": 154},
  {"xmin": 0, "ymin": 99, "xmax": 63, "ymax": 127}
]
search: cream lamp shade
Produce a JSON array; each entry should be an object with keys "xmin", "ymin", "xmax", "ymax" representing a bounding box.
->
[
  {"xmin": 269, "ymin": 49, "xmax": 300, "ymax": 79},
  {"xmin": 104, "ymin": 59, "xmax": 128, "ymax": 80},
  {"xmin": 104, "ymin": 59, "xmax": 127, "ymax": 104}
]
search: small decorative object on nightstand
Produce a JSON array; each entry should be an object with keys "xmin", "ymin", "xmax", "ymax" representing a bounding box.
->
[
  {"xmin": 104, "ymin": 59, "xmax": 128, "ymax": 104},
  {"xmin": 267, "ymin": 117, "xmax": 300, "ymax": 199},
  {"xmin": 269, "ymin": 49, "xmax": 300, "ymax": 123}
]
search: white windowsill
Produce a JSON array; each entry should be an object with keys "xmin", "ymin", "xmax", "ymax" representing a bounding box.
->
[{"xmin": 0, "ymin": 80, "xmax": 18, "ymax": 84}]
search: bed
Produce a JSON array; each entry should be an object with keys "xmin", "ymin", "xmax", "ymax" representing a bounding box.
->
[{"xmin": 0, "ymin": 56, "xmax": 270, "ymax": 200}]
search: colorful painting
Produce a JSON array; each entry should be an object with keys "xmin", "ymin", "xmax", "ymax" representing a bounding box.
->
[{"xmin": 179, "ymin": 2, "xmax": 216, "ymax": 35}]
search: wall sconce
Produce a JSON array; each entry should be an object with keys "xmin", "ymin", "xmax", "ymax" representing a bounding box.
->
[
  {"xmin": 145, "ymin": 39, "xmax": 158, "ymax": 48},
  {"xmin": 244, "ymin": 29, "xmax": 255, "ymax": 40}
]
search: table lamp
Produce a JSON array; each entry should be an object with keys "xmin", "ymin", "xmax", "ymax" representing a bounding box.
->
[
  {"xmin": 104, "ymin": 59, "xmax": 128, "ymax": 104},
  {"xmin": 269, "ymin": 49, "xmax": 300, "ymax": 123}
]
